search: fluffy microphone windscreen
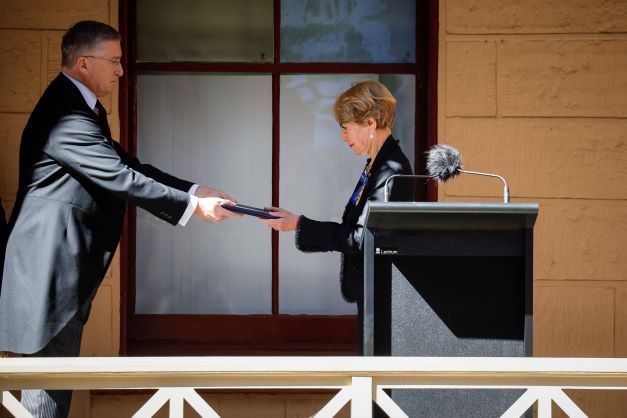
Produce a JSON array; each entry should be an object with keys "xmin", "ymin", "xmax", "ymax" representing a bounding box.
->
[{"xmin": 426, "ymin": 144, "xmax": 463, "ymax": 182}]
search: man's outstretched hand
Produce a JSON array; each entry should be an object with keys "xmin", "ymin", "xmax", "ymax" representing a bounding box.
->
[
  {"xmin": 194, "ymin": 186, "xmax": 234, "ymax": 200},
  {"xmin": 194, "ymin": 197, "xmax": 242, "ymax": 222}
]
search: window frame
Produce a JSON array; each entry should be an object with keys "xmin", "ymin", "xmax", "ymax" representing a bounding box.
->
[{"xmin": 118, "ymin": 0, "xmax": 438, "ymax": 355}]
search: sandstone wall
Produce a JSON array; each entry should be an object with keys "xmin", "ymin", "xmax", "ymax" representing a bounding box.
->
[{"xmin": 440, "ymin": 1, "xmax": 627, "ymax": 414}]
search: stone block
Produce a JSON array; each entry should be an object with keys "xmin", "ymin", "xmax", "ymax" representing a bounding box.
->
[
  {"xmin": 533, "ymin": 200, "xmax": 626, "ymax": 281},
  {"xmin": 446, "ymin": 41, "xmax": 496, "ymax": 116},
  {"xmin": 617, "ymin": 287, "xmax": 627, "ymax": 357},
  {"xmin": 443, "ymin": 118, "xmax": 627, "ymax": 200},
  {"xmin": 447, "ymin": 0, "xmax": 627, "ymax": 34},
  {"xmin": 439, "ymin": 195, "xmax": 626, "ymax": 283},
  {"xmin": 0, "ymin": 30, "xmax": 42, "ymax": 113},
  {"xmin": 0, "ymin": 0, "xmax": 109, "ymax": 30},
  {"xmin": 286, "ymin": 395, "xmax": 350, "ymax": 418},
  {"xmin": 220, "ymin": 398, "xmax": 284, "ymax": 418},
  {"xmin": 0, "ymin": 114, "xmax": 27, "ymax": 195},
  {"xmin": 46, "ymin": 31, "xmax": 63, "ymax": 87},
  {"xmin": 559, "ymin": 390, "xmax": 627, "ymax": 418},
  {"xmin": 81, "ymin": 284, "xmax": 114, "ymax": 356},
  {"xmin": 499, "ymin": 39, "xmax": 627, "ymax": 117},
  {"xmin": 67, "ymin": 391, "xmax": 90, "ymax": 418},
  {"xmin": 534, "ymin": 284, "xmax": 614, "ymax": 356}
]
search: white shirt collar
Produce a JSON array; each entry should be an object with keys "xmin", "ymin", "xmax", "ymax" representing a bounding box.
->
[{"xmin": 62, "ymin": 72, "xmax": 98, "ymax": 111}]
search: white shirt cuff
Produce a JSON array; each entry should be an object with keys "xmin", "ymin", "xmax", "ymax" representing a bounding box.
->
[
  {"xmin": 178, "ymin": 190, "xmax": 199, "ymax": 226},
  {"xmin": 188, "ymin": 184, "xmax": 199, "ymax": 195}
]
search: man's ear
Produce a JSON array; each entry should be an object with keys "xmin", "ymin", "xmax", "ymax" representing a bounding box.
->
[{"xmin": 76, "ymin": 56, "xmax": 89, "ymax": 74}]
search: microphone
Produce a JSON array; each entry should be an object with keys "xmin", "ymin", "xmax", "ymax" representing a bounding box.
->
[{"xmin": 426, "ymin": 144, "xmax": 510, "ymax": 203}]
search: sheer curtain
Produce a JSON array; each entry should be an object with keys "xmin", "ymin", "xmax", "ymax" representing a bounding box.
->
[{"xmin": 135, "ymin": 74, "xmax": 273, "ymax": 314}]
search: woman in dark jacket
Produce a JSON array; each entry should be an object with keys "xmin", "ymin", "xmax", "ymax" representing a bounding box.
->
[{"xmin": 260, "ymin": 80, "xmax": 413, "ymax": 351}]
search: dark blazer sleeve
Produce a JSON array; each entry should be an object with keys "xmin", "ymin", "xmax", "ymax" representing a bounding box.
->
[
  {"xmin": 296, "ymin": 160, "xmax": 402, "ymax": 254},
  {"xmin": 44, "ymin": 111, "xmax": 190, "ymax": 224},
  {"xmin": 296, "ymin": 215, "xmax": 361, "ymax": 254}
]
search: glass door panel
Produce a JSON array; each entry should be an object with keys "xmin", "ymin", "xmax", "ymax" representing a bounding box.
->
[
  {"xmin": 137, "ymin": 0, "xmax": 274, "ymax": 62},
  {"xmin": 135, "ymin": 74, "xmax": 273, "ymax": 314},
  {"xmin": 281, "ymin": 0, "xmax": 416, "ymax": 63}
]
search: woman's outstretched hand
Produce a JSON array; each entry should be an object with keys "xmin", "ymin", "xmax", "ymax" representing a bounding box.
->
[{"xmin": 258, "ymin": 207, "xmax": 300, "ymax": 231}]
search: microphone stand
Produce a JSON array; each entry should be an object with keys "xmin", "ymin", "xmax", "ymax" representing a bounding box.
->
[
  {"xmin": 460, "ymin": 170, "xmax": 510, "ymax": 203},
  {"xmin": 384, "ymin": 173, "xmax": 510, "ymax": 203},
  {"xmin": 383, "ymin": 174, "xmax": 431, "ymax": 202}
]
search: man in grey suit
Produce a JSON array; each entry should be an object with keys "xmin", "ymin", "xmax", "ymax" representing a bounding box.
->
[{"xmin": 0, "ymin": 21, "xmax": 240, "ymax": 418}]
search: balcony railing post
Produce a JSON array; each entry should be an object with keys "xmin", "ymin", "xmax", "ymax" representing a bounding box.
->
[
  {"xmin": 170, "ymin": 391, "xmax": 184, "ymax": 418},
  {"xmin": 351, "ymin": 376, "xmax": 373, "ymax": 418},
  {"xmin": 537, "ymin": 389, "xmax": 552, "ymax": 418}
]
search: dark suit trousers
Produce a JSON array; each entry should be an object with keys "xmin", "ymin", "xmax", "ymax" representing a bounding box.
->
[{"xmin": 20, "ymin": 299, "xmax": 92, "ymax": 418}]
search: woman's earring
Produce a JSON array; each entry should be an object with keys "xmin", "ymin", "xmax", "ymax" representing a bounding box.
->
[{"xmin": 369, "ymin": 133, "xmax": 374, "ymax": 139}]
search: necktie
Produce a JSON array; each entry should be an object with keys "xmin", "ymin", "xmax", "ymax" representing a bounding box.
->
[{"xmin": 94, "ymin": 101, "xmax": 112, "ymax": 140}]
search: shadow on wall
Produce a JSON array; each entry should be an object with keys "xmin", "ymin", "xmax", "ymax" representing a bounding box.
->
[
  {"xmin": 1, "ymin": 199, "xmax": 6, "ymax": 281},
  {"xmin": 0, "ymin": 199, "xmax": 6, "ymax": 232},
  {"xmin": 0, "ymin": 200, "xmax": 7, "ymax": 360}
]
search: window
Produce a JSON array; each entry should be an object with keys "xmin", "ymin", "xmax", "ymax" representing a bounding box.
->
[{"xmin": 120, "ymin": 0, "xmax": 436, "ymax": 355}]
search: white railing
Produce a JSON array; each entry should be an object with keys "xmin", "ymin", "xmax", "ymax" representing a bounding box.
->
[{"xmin": 2, "ymin": 356, "xmax": 627, "ymax": 417}]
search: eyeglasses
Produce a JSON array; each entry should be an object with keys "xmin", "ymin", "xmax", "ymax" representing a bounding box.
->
[{"xmin": 83, "ymin": 55, "xmax": 122, "ymax": 68}]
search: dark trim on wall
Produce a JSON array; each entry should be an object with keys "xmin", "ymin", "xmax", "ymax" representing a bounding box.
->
[
  {"xmin": 118, "ymin": 0, "xmax": 129, "ymax": 356},
  {"xmin": 127, "ymin": 315, "xmax": 358, "ymax": 355},
  {"xmin": 271, "ymin": 0, "xmax": 281, "ymax": 317},
  {"xmin": 427, "ymin": 0, "xmax": 440, "ymax": 202}
]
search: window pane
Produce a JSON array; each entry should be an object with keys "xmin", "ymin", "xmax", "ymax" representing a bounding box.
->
[
  {"xmin": 279, "ymin": 74, "xmax": 415, "ymax": 314},
  {"xmin": 281, "ymin": 0, "xmax": 416, "ymax": 63},
  {"xmin": 135, "ymin": 74, "xmax": 273, "ymax": 314},
  {"xmin": 137, "ymin": 0, "xmax": 274, "ymax": 62}
]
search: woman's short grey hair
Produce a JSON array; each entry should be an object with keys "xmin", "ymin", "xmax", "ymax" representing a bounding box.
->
[
  {"xmin": 61, "ymin": 20, "xmax": 120, "ymax": 68},
  {"xmin": 333, "ymin": 80, "xmax": 397, "ymax": 130}
]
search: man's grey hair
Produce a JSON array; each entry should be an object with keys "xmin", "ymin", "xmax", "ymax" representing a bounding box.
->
[{"xmin": 61, "ymin": 20, "xmax": 120, "ymax": 68}]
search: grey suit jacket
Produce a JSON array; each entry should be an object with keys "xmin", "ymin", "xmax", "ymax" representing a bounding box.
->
[{"xmin": 0, "ymin": 73, "xmax": 193, "ymax": 354}]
